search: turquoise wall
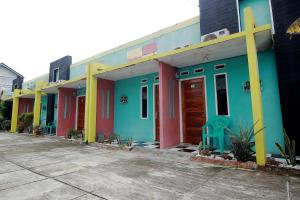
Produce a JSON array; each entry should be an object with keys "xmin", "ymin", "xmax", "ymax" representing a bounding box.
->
[
  {"xmin": 40, "ymin": 96, "xmax": 47, "ymax": 127},
  {"xmin": 70, "ymin": 63, "xmax": 86, "ymax": 79},
  {"xmin": 39, "ymin": 94, "xmax": 58, "ymax": 128},
  {"xmin": 54, "ymin": 94, "xmax": 58, "ymax": 126},
  {"xmin": 114, "ymin": 73, "xmax": 159, "ymax": 141},
  {"xmin": 113, "ymin": 51, "xmax": 283, "ymax": 153},
  {"xmin": 177, "ymin": 50, "xmax": 283, "ymax": 154},
  {"xmin": 239, "ymin": 0, "xmax": 272, "ymax": 30},
  {"xmin": 76, "ymin": 87, "xmax": 86, "ymax": 96}
]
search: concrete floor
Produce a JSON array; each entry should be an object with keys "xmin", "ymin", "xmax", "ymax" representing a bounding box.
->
[{"xmin": 0, "ymin": 132, "xmax": 299, "ymax": 200}]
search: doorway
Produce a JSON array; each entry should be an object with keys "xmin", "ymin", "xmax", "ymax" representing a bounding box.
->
[
  {"xmin": 76, "ymin": 96, "xmax": 85, "ymax": 131},
  {"xmin": 181, "ymin": 78, "xmax": 206, "ymax": 144},
  {"xmin": 154, "ymin": 84, "xmax": 160, "ymax": 141}
]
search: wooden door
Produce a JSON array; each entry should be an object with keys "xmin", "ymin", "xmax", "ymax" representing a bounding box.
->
[
  {"xmin": 155, "ymin": 85, "xmax": 160, "ymax": 141},
  {"xmin": 181, "ymin": 78, "xmax": 206, "ymax": 144},
  {"xmin": 77, "ymin": 96, "xmax": 85, "ymax": 131}
]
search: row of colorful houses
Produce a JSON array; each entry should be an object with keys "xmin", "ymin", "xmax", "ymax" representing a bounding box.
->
[{"xmin": 2, "ymin": 0, "xmax": 300, "ymax": 166}]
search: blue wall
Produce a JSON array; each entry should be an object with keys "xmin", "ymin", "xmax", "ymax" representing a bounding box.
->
[
  {"xmin": 239, "ymin": 0, "xmax": 272, "ymax": 30},
  {"xmin": 114, "ymin": 73, "xmax": 159, "ymax": 141},
  {"xmin": 177, "ymin": 50, "xmax": 283, "ymax": 153}
]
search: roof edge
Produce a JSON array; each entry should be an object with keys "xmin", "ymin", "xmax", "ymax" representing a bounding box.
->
[{"xmin": 0, "ymin": 63, "xmax": 24, "ymax": 78}]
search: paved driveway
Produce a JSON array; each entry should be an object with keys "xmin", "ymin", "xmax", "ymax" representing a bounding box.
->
[{"xmin": 0, "ymin": 132, "xmax": 299, "ymax": 200}]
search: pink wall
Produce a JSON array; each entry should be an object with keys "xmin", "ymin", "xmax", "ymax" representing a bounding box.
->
[
  {"xmin": 56, "ymin": 88, "xmax": 76, "ymax": 137},
  {"xmin": 96, "ymin": 78, "xmax": 115, "ymax": 138},
  {"xmin": 159, "ymin": 62, "xmax": 180, "ymax": 148},
  {"xmin": 18, "ymin": 98, "xmax": 34, "ymax": 115}
]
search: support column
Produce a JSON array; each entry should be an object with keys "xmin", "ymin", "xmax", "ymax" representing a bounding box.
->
[
  {"xmin": 33, "ymin": 81, "xmax": 45, "ymax": 128},
  {"xmin": 158, "ymin": 62, "xmax": 180, "ymax": 148},
  {"xmin": 244, "ymin": 7, "xmax": 266, "ymax": 166},
  {"xmin": 10, "ymin": 89, "xmax": 20, "ymax": 133},
  {"xmin": 96, "ymin": 78, "xmax": 115, "ymax": 138},
  {"xmin": 85, "ymin": 64, "xmax": 98, "ymax": 143}
]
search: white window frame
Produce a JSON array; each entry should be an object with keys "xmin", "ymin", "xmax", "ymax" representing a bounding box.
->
[
  {"xmin": 153, "ymin": 83, "xmax": 159, "ymax": 140},
  {"xmin": 214, "ymin": 64, "xmax": 226, "ymax": 70},
  {"xmin": 268, "ymin": 0, "xmax": 275, "ymax": 34},
  {"xmin": 53, "ymin": 68, "xmax": 59, "ymax": 82},
  {"xmin": 194, "ymin": 68, "xmax": 204, "ymax": 74},
  {"xmin": 236, "ymin": 0, "xmax": 241, "ymax": 32},
  {"xmin": 214, "ymin": 73, "xmax": 230, "ymax": 117},
  {"xmin": 140, "ymin": 85, "xmax": 148, "ymax": 119},
  {"xmin": 180, "ymin": 71, "xmax": 189, "ymax": 76}
]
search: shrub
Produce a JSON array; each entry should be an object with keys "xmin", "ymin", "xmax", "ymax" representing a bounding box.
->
[
  {"xmin": 115, "ymin": 135, "xmax": 123, "ymax": 146},
  {"xmin": 96, "ymin": 133, "xmax": 105, "ymax": 143},
  {"xmin": 0, "ymin": 101, "xmax": 11, "ymax": 120},
  {"xmin": 126, "ymin": 137, "xmax": 133, "ymax": 147},
  {"xmin": 18, "ymin": 113, "xmax": 25, "ymax": 123},
  {"xmin": 67, "ymin": 128, "xmax": 80, "ymax": 139},
  {"xmin": 227, "ymin": 122, "xmax": 264, "ymax": 162},
  {"xmin": 18, "ymin": 112, "xmax": 33, "ymax": 133},
  {"xmin": 0, "ymin": 117, "xmax": 3, "ymax": 131},
  {"xmin": 23, "ymin": 113, "xmax": 33, "ymax": 131},
  {"xmin": 33, "ymin": 125, "xmax": 43, "ymax": 136},
  {"xmin": 17, "ymin": 122, "xmax": 25, "ymax": 133},
  {"xmin": 106, "ymin": 134, "xmax": 115, "ymax": 144},
  {"xmin": 275, "ymin": 129, "xmax": 296, "ymax": 166},
  {"xmin": 1, "ymin": 120, "xmax": 11, "ymax": 131}
]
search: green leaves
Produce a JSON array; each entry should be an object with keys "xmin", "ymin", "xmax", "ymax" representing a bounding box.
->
[
  {"xmin": 275, "ymin": 129, "xmax": 296, "ymax": 166},
  {"xmin": 227, "ymin": 122, "xmax": 263, "ymax": 162}
]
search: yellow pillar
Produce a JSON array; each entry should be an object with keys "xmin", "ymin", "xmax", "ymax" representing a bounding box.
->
[
  {"xmin": 84, "ymin": 65, "xmax": 91, "ymax": 142},
  {"xmin": 244, "ymin": 7, "xmax": 266, "ymax": 166},
  {"xmin": 33, "ymin": 81, "xmax": 45, "ymax": 128},
  {"xmin": 84, "ymin": 64, "xmax": 98, "ymax": 143},
  {"xmin": 10, "ymin": 89, "xmax": 20, "ymax": 133}
]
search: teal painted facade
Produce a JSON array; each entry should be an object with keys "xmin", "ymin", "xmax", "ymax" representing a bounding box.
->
[
  {"xmin": 53, "ymin": 94, "xmax": 58, "ymax": 126},
  {"xmin": 177, "ymin": 50, "xmax": 283, "ymax": 154},
  {"xmin": 114, "ymin": 73, "xmax": 159, "ymax": 141},
  {"xmin": 40, "ymin": 95, "xmax": 47, "ymax": 127},
  {"xmin": 239, "ymin": 0, "xmax": 272, "ymax": 31},
  {"xmin": 113, "ymin": 50, "xmax": 283, "ymax": 153},
  {"xmin": 76, "ymin": 87, "xmax": 86, "ymax": 96}
]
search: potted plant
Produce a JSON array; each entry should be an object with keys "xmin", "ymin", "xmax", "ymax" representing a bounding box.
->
[
  {"xmin": 33, "ymin": 125, "xmax": 43, "ymax": 136},
  {"xmin": 17, "ymin": 122, "xmax": 25, "ymax": 133},
  {"xmin": 227, "ymin": 122, "xmax": 264, "ymax": 162}
]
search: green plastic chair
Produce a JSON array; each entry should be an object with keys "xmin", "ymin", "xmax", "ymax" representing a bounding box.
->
[
  {"xmin": 44, "ymin": 122, "xmax": 55, "ymax": 135},
  {"xmin": 202, "ymin": 116, "xmax": 230, "ymax": 154}
]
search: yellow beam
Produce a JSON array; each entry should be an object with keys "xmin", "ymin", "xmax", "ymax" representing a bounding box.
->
[
  {"xmin": 244, "ymin": 7, "xmax": 266, "ymax": 166},
  {"xmin": 10, "ymin": 89, "xmax": 20, "ymax": 133},
  {"xmin": 91, "ymin": 24, "xmax": 271, "ymax": 78}
]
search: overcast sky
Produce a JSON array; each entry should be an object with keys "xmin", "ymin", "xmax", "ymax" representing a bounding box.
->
[{"xmin": 0, "ymin": 0, "xmax": 199, "ymax": 81}]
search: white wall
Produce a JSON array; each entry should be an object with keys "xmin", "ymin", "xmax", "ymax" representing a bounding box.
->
[{"xmin": 0, "ymin": 66, "xmax": 17, "ymax": 95}]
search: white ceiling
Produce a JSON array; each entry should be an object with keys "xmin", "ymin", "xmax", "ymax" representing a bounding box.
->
[
  {"xmin": 97, "ymin": 60, "xmax": 159, "ymax": 81},
  {"xmin": 159, "ymin": 29, "xmax": 272, "ymax": 67},
  {"xmin": 42, "ymin": 79, "xmax": 86, "ymax": 94}
]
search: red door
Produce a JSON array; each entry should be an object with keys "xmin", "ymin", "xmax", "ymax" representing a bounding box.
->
[
  {"xmin": 77, "ymin": 96, "xmax": 85, "ymax": 131},
  {"xmin": 155, "ymin": 85, "xmax": 160, "ymax": 141},
  {"xmin": 181, "ymin": 78, "xmax": 206, "ymax": 144}
]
